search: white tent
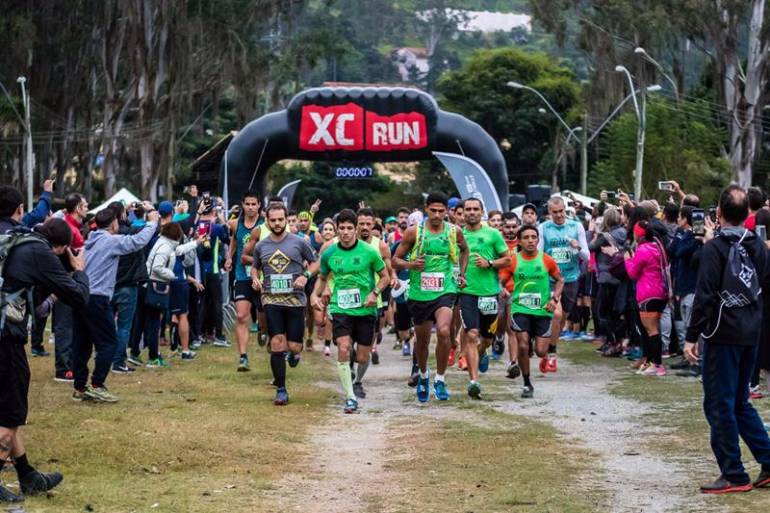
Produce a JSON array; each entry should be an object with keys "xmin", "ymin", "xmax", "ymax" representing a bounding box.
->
[{"xmin": 89, "ymin": 188, "xmax": 142, "ymax": 214}]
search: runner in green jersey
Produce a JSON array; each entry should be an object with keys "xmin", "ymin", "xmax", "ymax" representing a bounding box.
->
[
  {"xmin": 458, "ymin": 198, "xmax": 510, "ymax": 399},
  {"xmin": 312, "ymin": 209, "xmax": 389, "ymax": 414},
  {"xmin": 392, "ymin": 192, "xmax": 469, "ymax": 403},
  {"xmin": 499, "ymin": 225, "xmax": 564, "ymax": 399}
]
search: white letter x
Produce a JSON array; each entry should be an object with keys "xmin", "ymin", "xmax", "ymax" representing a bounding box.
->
[{"xmin": 308, "ymin": 112, "xmax": 335, "ymax": 145}]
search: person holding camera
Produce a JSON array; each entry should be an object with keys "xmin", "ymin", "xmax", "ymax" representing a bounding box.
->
[{"xmin": 1, "ymin": 187, "xmax": 90, "ymax": 503}]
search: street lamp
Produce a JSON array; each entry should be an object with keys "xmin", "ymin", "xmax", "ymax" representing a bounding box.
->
[
  {"xmin": 634, "ymin": 47, "xmax": 679, "ymax": 101},
  {"xmin": 17, "ymin": 76, "xmax": 33, "ymax": 210},
  {"xmin": 507, "ymin": 81, "xmax": 575, "ymax": 136},
  {"xmin": 615, "ymin": 65, "xmax": 655, "ymax": 200}
]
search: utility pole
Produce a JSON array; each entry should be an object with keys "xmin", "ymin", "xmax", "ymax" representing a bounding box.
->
[
  {"xmin": 580, "ymin": 110, "xmax": 588, "ymax": 195},
  {"xmin": 17, "ymin": 76, "xmax": 33, "ymax": 210}
]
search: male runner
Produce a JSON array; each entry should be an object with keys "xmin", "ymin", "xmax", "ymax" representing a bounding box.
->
[
  {"xmin": 521, "ymin": 203, "xmax": 538, "ymax": 226},
  {"xmin": 393, "ymin": 192, "xmax": 469, "ymax": 403},
  {"xmin": 500, "ymin": 225, "xmax": 564, "ymax": 398},
  {"xmin": 228, "ymin": 191, "xmax": 260, "ymax": 371},
  {"xmin": 458, "ymin": 198, "xmax": 510, "ymax": 399},
  {"xmin": 538, "ymin": 196, "xmax": 588, "ymax": 372},
  {"xmin": 449, "ymin": 199, "xmax": 465, "ymax": 369},
  {"xmin": 499, "ymin": 212, "xmax": 521, "ymax": 379},
  {"xmin": 251, "ymin": 204, "xmax": 317, "ymax": 406},
  {"xmin": 356, "ymin": 207, "xmax": 396, "ymax": 367},
  {"xmin": 312, "ymin": 209, "xmax": 389, "ymax": 413}
]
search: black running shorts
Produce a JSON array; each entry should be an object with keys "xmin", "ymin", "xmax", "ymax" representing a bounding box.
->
[
  {"xmin": 332, "ymin": 314, "xmax": 377, "ymax": 346},
  {"xmin": 407, "ymin": 294, "xmax": 456, "ymax": 326},
  {"xmin": 263, "ymin": 304, "xmax": 304, "ymax": 342},
  {"xmin": 0, "ymin": 339, "xmax": 30, "ymax": 428},
  {"xmin": 511, "ymin": 313, "xmax": 552, "ymax": 339},
  {"xmin": 458, "ymin": 294, "xmax": 498, "ymax": 339},
  {"xmin": 395, "ymin": 302, "xmax": 412, "ymax": 332},
  {"xmin": 560, "ymin": 281, "xmax": 579, "ymax": 316},
  {"xmin": 233, "ymin": 280, "xmax": 263, "ymax": 311}
]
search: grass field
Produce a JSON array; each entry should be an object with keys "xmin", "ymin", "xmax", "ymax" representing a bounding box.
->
[{"xmin": 12, "ymin": 340, "xmax": 335, "ymax": 513}]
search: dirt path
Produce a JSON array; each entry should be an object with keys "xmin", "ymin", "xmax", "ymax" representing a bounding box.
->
[{"xmin": 263, "ymin": 336, "xmax": 724, "ymax": 513}]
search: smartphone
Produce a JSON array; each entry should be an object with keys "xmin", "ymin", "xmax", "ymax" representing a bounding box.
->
[
  {"xmin": 757, "ymin": 224, "xmax": 767, "ymax": 241},
  {"xmin": 197, "ymin": 221, "xmax": 209, "ymax": 238},
  {"xmin": 606, "ymin": 191, "xmax": 616, "ymax": 202},
  {"xmin": 658, "ymin": 181, "xmax": 675, "ymax": 192},
  {"xmin": 708, "ymin": 207, "xmax": 717, "ymax": 222},
  {"xmin": 692, "ymin": 208, "xmax": 706, "ymax": 236},
  {"xmin": 202, "ymin": 191, "xmax": 211, "ymax": 201}
]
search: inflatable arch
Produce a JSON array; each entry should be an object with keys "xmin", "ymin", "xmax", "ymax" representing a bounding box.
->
[{"xmin": 222, "ymin": 87, "xmax": 509, "ymax": 210}]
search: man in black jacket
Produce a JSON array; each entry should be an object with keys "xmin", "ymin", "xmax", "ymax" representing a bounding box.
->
[
  {"xmin": 0, "ymin": 188, "xmax": 90, "ymax": 503},
  {"xmin": 685, "ymin": 185, "xmax": 770, "ymax": 493}
]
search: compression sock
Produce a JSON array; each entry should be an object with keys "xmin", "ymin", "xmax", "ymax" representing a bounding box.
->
[
  {"xmin": 355, "ymin": 360, "xmax": 369, "ymax": 383},
  {"xmin": 240, "ymin": 353, "xmax": 247, "ymax": 359},
  {"xmin": 337, "ymin": 361, "xmax": 355, "ymax": 399},
  {"xmin": 548, "ymin": 344, "xmax": 557, "ymax": 355},
  {"xmin": 649, "ymin": 334, "xmax": 663, "ymax": 365},
  {"xmin": 523, "ymin": 374, "xmax": 532, "ymax": 388},
  {"xmin": 13, "ymin": 453, "xmax": 35, "ymax": 479},
  {"xmin": 270, "ymin": 351, "xmax": 286, "ymax": 389}
]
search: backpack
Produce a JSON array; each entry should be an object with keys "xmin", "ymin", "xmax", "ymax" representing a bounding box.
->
[
  {"xmin": 702, "ymin": 229, "xmax": 761, "ymax": 339},
  {"xmin": 410, "ymin": 221, "xmax": 458, "ymax": 263},
  {"xmin": 0, "ymin": 230, "xmax": 41, "ymax": 331}
]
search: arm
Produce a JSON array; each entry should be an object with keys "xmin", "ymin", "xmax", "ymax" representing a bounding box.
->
[
  {"xmin": 498, "ymin": 257, "xmax": 517, "ymax": 293},
  {"xmin": 365, "ymin": 257, "xmax": 390, "ymax": 307},
  {"xmin": 22, "ymin": 189, "xmax": 52, "ymax": 227},
  {"xmin": 455, "ymin": 227, "xmax": 469, "ymax": 285},
  {"xmin": 623, "ymin": 245, "xmax": 646, "ymax": 280},
  {"xmin": 392, "ymin": 227, "xmax": 418, "ymax": 271},
  {"xmin": 588, "ymin": 233, "xmax": 607, "ymax": 252},
  {"xmin": 576, "ymin": 222, "xmax": 590, "ymax": 262},
  {"xmin": 34, "ymin": 248, "xmax": 90, "ymax": 309},
  {"xmin": 537, "ymin": 224, "xmax": 545, "ymax": 252},
  {"xmin": 115, "ymin": 221, "xmax": 158, "ymax": 255},
  {"xmin": 545, "ymin": 256, "xmax": 564, "ymax": 311},
  {"xmin": 240, "ymin": 226, "xmax": 260, "ymax": 266},
  {"xmin": 151, "ymin": 252, "xmax": 177, "ymax": 281},
  {"xmin": 379, "ymin": 239, "xmax": 397, "ymax": 282},
  {"xmin": 175, "ymin": 239, "xmax": 199, "ymax": 256},
  {"xmin": 311, "ymin": 252, "xmax": 330, "ymax": 310},
  {"xmin": 685, "ymin": 241, "xmax": 722, "ymax": 343},
  {"xmin": 227, "ymin": 219, "xmax": 238, "ymax": 264}
]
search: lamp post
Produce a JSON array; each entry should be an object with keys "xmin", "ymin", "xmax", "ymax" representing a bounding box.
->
[
  {"xmin": 615, "ymin": 65, "xmax": 649, "ymax": 200},
  {"xmin": 634, "ymin": 47, "xmax": 679, "ymax": 102},
  {"xmin": 17, "ymin": 76, "xmax": 33, "ymax": 210}
]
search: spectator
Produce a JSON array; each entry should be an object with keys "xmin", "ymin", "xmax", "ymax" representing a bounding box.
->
[{"xmin": 744, "ymin": 186, "xmax": 765, "ymax": 231}]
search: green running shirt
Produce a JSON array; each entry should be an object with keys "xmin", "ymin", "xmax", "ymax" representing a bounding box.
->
[
  {"xmin": 461, "ymin": 224, "xmax": 508, "ymax": 297},
  {"xmin": 320, "ymin": 240, "xmax": 385, "ymax": 316},
  {"xmin": 408, "ymin": 222, "xmax": 458, "ymax": 302}
]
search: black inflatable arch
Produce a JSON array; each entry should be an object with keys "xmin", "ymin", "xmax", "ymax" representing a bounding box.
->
[{"xmin": 222, "ymin": 87, "xmax": 508, "ymax": 210}]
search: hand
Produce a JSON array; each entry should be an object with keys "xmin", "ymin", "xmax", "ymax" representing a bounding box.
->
[
  {"xmin": 474, "ymin": 254, "xmax": 488, "ymax": 268},
  {"xmin": 251, "ymin": 277, "xmax": 262, "ymax": 292},
  {"xmin": 293, "ymin": 275, "xmax": 308, "ymax": 289},
  {"xmin": 43, "ymin": 179, "xmax": 53, "ymax": 193},
  {"xmin": 671, "ymin": 180, "xmax": 683, "ymax": 196},
  {"xmin": 704, "ymin": 217, "xmax": 716, "ymax": 242},
  {"xmin": 545, "ymin": 298, "xmax": 557, "ymax": 313},
  {"xmin": 391, "ymin": 278, "xmax": 400, "ymax": 290},
  {"xmin": 311, "ymin": 294, "xmax": 326, "ymax": 311},
  {"xmin": 411, "ymin": 256, "xmax": 426, "ymax": 271},
  {"xmin": 321, "ymin": 287, "xmax": 331, "ymax": 305},
  {"xmin": 67, "ymin": 247, "xmax": 85, "ymax": 272},
  {"xmin": 223, "ymin": 258, "xmax": 232, "ymax": 272},
  {"xmin": 310, "ymin": 199, "xmax": 322, "ymax": 214},
  {"xmin": 569, "ymin": 238, "xmax": 580, "ymax": 249},
  {"xmin": 601, "ymin": 245, "xmax": 619, "ymax": 257},
  {"xmin": 684, "ymin": 341, "xmax": 699, "ymax": 364},
  {"xmin": 364, "ymin": 291, "xmax": 378, "ymax": 307},
  {"xmin": 141, "ymin": 200, "xmax": 155, "ymax": 212},
  {"xmin": 358, "ymin": 200, "xmax": 367, "ymax": 210},
  {"xmin": 457, "ymin": 274, "xmax": 467, "ymax": 289},
  {"xmin": 623, "ymin": 250, "xmax": 633, "ymax": 261},
  {"xmin": 188, "ymin": 279, "xmax": 204, "ymax": 292},
  {"xmin": 146, "ymin": 210, "xmax": 160, "ymax": 223},
  {"xmin": 499, "ymin": 288, "xmax": 511, "ymax": 300}
]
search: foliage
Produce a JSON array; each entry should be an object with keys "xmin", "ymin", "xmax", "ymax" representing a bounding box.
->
[{"xmin": 589, "ymin": 98, "xmax": 730, "ymax": 206}]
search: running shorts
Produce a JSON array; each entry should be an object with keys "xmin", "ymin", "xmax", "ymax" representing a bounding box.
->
[
  {"xmin": 511, "ymin": 313, "xmax": 552, "ymax": 339},
  {"xmin": 169, "ymin": 281, "xmax": 190, "ymax": 315},
  {"xmin": 560, "ymin": 281, "xmax": 579, "ymax": 316},
  {"xmin": 233, "ymin": 280, "xmax": 263, "ymax": 311},
  {"xmin": 458, "ymin": 294, "xmax": 498, "ymax": 339},
  {"xmin": 395, "ymin": 302, "xmax": 412, "ymax": 332},
  {"xmin": 263, "ymin": 304, "xmax": 304, "ymax": 342},
  {"xmin": 407, "ymin": 294, "xmax": 456, "ymax": 326},
  {"xmin": 332, "ymin": 314, "xmax": 377, "ymax": 346},
  {"xmin": 639, "ymin": 298, "xmax": 667, "ymax": 314}
]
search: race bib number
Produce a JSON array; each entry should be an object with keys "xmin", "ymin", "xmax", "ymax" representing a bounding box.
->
[
  {"xmin": 552, "ymin": 247, "xmax": 572, "ymax": 264},
  {"xmin": 519, "ymin": 292, "xmax": 541, "ymax": 309},
  {"xmin": 270, "ymin": 274, "xmax": 294, "ymax": 294},
  {"xmin": 338, "ymin": 288, "xmax": 362, "ymax": 309},
  {"xmin": 478, "ymin": 296, "xmax": 498, "ymax": 315},
  {"xmin": 421, "ymin": 272, "xmax": 445, "ymax": 292},
  {"xmin": 245, "ymin": 265, "xmax": 252, "ymax": 277}
]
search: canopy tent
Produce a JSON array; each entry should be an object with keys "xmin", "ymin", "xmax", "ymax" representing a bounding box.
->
[{"xmin": 89, "ymin": 188, "xmax": 141, "ymax": 214}]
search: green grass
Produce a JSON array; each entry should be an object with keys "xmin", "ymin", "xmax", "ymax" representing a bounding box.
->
[
  {"xmin": 15, "ymin": 338, "xmax": 335, "ymax": 513},
  {"xmin": 560, "ymin": 342, "xmax": 770, "ymax": 513}
]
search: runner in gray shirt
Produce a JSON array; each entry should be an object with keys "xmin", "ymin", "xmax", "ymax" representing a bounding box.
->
[{"xmin": 250, "ymin": 204, "xmax": 318, "ymax": 406}]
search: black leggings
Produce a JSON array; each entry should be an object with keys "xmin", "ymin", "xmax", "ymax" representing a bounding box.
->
[
  {"xmin": 597, "ymin": 283, "xmax": 620, "ymax": 344},
  {"xmin": 203, "ymin": 273, "xmax": 224, "ymax": 338}
]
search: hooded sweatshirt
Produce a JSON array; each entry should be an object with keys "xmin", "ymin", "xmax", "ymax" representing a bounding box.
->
[{"xmin": 624, "ymin": 239, "xmax": 668, "ymax": 303}]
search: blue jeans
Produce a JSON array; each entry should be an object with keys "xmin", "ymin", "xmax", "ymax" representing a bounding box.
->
[
  {"xmin": 73, "ymin": 295, "xmax": 118, "ymax": 390},
  {"xmin": 111, "ymin": 286, "xmax": 137, "ymax": 367},
  {"xmin": 702, "ymin": 343, "xmax": 770, "ymax": 483}
]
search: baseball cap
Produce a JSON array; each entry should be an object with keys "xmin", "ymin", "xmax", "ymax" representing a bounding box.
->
[
  {"xmin": 407, "ymin": 211, "xmax": 424, "ymax": 227},
  {"xmin": 158, "ymin": 200, "xmax": 174, "ymax": 217},
  {"xmin": 298, "ymin": 211, "xmax": 312, "ymax": 221},
  {"xmin": 448, "ymin": 197, "xmax": 461, "ymax": 209},
  {"xmin": 385, "ymin": 216, "xmax": 397, "ymax": 224},
  {"xmin": 522, "ymin": 202, "xmax": 538, "ymax": 214}
]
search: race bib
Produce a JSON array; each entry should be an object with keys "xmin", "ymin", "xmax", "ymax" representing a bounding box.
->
[
  {"xmin": 421, "ymin": 272, "xmax": 445, "ymax": 292},
  {"xmin": 244, "ymin": 265, "xmax": 252, "ymax": 277},
  {"xmin": 338, "ymin": 288, "xmax": 362, "ymax": 309},
  {"xmin": 478, "ymin": 296, "xmax": 498, "ymax": 315},
  {"xmin": 270, "ymin": 274, "xmax": 294, "ymax": 294},
  {"xmin": 552, "ymin": 247, "xmax": 572, "ymax": 264},
  {"xmin": 519, "ymin": 292, "xmax": 541, "ymax": 309}
]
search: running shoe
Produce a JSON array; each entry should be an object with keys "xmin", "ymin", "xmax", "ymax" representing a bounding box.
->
[
  {"xmin": 371, "ymin": 350, "xmax": 380, "ymax": 365},
  {"xmin": 408, "ymin": 369, "xmax": 419, "ymax": 388},
  {"xmin": 19, "ymin": 470, "xmax": 63, "ymax": 496},
  {"xmin": 561, "ymin": 331, "xmax": 577, "ymax": 340},
  {"xmin": 146, "ymin": 357, "xmax": 170, "ymax": 368},
  {"xmin": 393, "ymin": 340, "xmax": 402, "ymax": 350},
  {"xmin": 274, "ymin": 387, "xmax": 289, "ymax": 406},
  {"xmin": 237, "ymin": 356, "xmax": 250, "ymax": 372},
  {"xmin": 85, "ymin": 385, "xmax": 119, "ymax": 403},
  {"xmin": 353, "ymin": 382, "xmax": 366, "ymax": 399},
  {"xmin": 287, "ymin": 352, "xmax": 301, "ymax": 368},
  {"xmin": 625, "ymin": 347, "xmax": 643, "ymax": 361},
  {"xmin": 71, "ymin": 389, "xmax": 90, "ymax": 402},
  {"xmin": 127, "ymin": 354, "xmax": 144, "ymax": 367},
  {"xmin": 676, "ymin": 365, "xmax": 701, "ymax": 378},
  {"xmin": 546, "ymin": 355, "xmax": 558, "ymax": 373},
  {"xmin": 662, "ymin": 351, "xmax": 672, "ymax": 359},
  {"xmin": 212, "ymin": 337, "xmax": 231, "ymax": 348},
  {"xmin": 492, "ymin": 335, "xmax": 505, "ymax": 357},
  {"xmin": 434, "ymin": 380, "xmax": 450, "ymax": 401},
  {"xmin": 190, "ymin": 338, "xmax": 202, "ymax": 350},
  {"xmin": 250, "ymin": 323, "xmax": 259, "ymax": 333},
  {"xmin": 699, "ymin": 476, "xmax": 753, "ymax": 494},
  {"xmin": 579, "ymin": 332, "xmax": 595, "ymax": 341},
  {"xmin": 0, "ymin": 482, "xmax": 23, "ymax": 502},
  {"xmin": 506, "ymin": 361, "xmax": 521, "ymax": 380},
  {"xmin": 258, "ymin": 333, "xmax": 268, "ymax": 347},
  {"xmin": 636, "ymin": 362, "xmax": 653, "ymax": 375},
  {"xmin": 181, "ymin": 351, "xmax": 197, "ymax": 361},
  {"xmin": 521, "ymin": 385, "xmax": 534, "ymax": 398},
  {"xmin": 344, "ymin": 398, "xmax": 358, "ymax": 413},
  {"xmin": 416, "ymin": 376, "xmax": 430, "ymax": 403},
  {"xmin": 323, "ymin": 345, "xmax": 332, "ymax": 356},
  {"xmin": 401, "ymin": 341, "xmax": 411, "ymax": 357},
  {"xmin": 55, "ymin": 370, "xmax": 74, "ymax": 383},
  {"xmin": 31, "ymin": 346, "xmax": 50, "ymax": 357},
  {"xmin": 479, "ymin": 353, "xmax": 490, "ymax": 373},
  {"xmin": 111, "ymin": 365, "xmax": 135, "ymax": 374},
  {"xmin": 670, "ymin": 358, "xmax": 691, "ymax": 370},
  {"xmin": 467, "ymin": 381, "xmax": 481, "ymax": 399},
  {"xmin": 458, "ymin": 355, "xmax": 468, "ymax": 371},
  {"xmin": 448, "ymin": 347, "xmax": 456, "ymax": 366},
  {"xmin": 539, "ymin": 357, "xmax": 548, "ymax": 374}
]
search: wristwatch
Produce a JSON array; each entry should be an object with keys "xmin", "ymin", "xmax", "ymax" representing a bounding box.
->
[
  {"xmin": 373, "ymin": 286, "xmax": 382, "ymax": 296},
  {"xmin": 303, "ymin": 270, "xmax": 312, "ymax": 279},
  {"xmin": 487, "ymin": 259, "xmax": 494, "ymax": 268}
]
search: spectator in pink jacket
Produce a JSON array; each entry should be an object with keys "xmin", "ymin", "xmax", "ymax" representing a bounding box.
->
[{"xmin": 624, "ymin": 220, "xmax": 670, "ymax": 376}]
